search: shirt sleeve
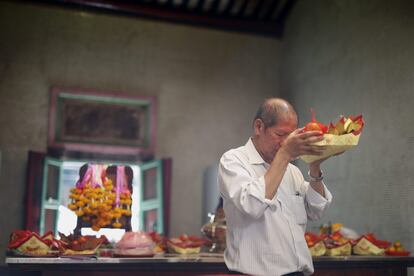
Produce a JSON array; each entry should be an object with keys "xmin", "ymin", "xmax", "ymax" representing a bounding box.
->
[
  {"xmin": 218, "ymin": 151, "xmax": 276, "ymax": 219},
  {"xmin": 305, "ymin": 181, "xmax": 333, "ymax": 221},
  {"xmin": 289, "ymin": 165, "xmax": 332, "ymax": 221}
]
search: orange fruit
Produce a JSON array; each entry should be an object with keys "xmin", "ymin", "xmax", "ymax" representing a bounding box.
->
[{"xmin": 305, "ymin": 122, "xmax": 322, "ymax": 131}]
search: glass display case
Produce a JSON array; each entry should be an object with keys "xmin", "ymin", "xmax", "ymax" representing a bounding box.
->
[{"xmin": 37, "ymin": 157, "xmax": 164, "ymax": 242}]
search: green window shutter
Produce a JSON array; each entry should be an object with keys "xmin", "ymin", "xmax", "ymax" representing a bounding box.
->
[
  {"xmin": 139, "ymin": 160, "xmax": 163, "ymax": 234},
  {"xmin": 39, "ymin": 157, "xmax": 63, "ymax": 235}
]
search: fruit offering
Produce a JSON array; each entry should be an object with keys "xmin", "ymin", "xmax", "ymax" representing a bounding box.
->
[
  {"xmin": 301, "ymin": 109, "xmax": 365, "ymax": 163},
  {"xmin": 323, "ymin": 232, "xmax": 352, "ymax": 256},
  {"xmin": 149, "ymin": 231, "xmax": 167, "ymax": 253},
  {"xmin": 114, "ymin": 231, "xmax": 155, "ymax": 257},
  {"xmin": 303, "ymin": 109, "xmax": 364, "ymax": 136},
  {"xmin": 167, "ymin": 234, "xmax": 206, "ymax": 254},
  {"xmin": 59, "ymin": 233, "xmax": 108, "ymax": 255},
  {"xmin": 304, "ymin": 223, "xmax": 407, "ymax": 257},
  {"xmin": 327, "ymin": 115, "xmax": 364, "ymax": 136},
  {"xmin": 353, "ymin": 235, "xmax": 386, "ymax": 256},
  {"xmin": 7, "ymin": 230, "xmax": 60, "ymax": 257},
  {"xmin": 68, "ymin": 164, "xmax": 132, "ymax": 231},
  {"xmin": 304, "ymin": 108, "xmax": 328, "ymax": 133},
  {"xmin": 305, "ymin": 232, "xmax": 326, "ymax": 256},
  {"xmin": 385, "ymin": 241, "xmax": 411, "ymax": 256}
]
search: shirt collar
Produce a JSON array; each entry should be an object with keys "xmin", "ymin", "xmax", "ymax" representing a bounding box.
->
[{"xmin": 245, "ymin": 138, "xmax": 267, "ymax": 165}]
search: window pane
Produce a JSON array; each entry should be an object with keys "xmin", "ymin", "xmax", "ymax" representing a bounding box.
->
[
  {"xmin": 143, "ymin": 168, "xmax": 157, "ymax": 200},
  {"xmin": 44, "ymin": 209, "xmax": 58, "ymax": 233},
  {"xmin": 143, "ymin": 209, "xmax": 158, "ymax": 232},
  {"xmin": 46, "ymin": 165, "xmax": 60, "ymax": 199},
  {"xmin": 60, "ymin": 163, "xmax": 83, "ymax": 207}
]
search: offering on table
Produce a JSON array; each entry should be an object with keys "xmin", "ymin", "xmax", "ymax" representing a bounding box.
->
[
  {"xmin": 149, "ymin": 231, "xmax": 167, "ymax": 254},
  {"xmin": 114, "ymin": 231, "xmax": 155, "ymax": 257},
  {"xmin": 305, "ymin": 232, "xmax": 326, "ymax": 257},
  {"xmin": 7, "ymin": 230, "xmax": 59, "ymax": 257},
  {"xmin": 323, "ymin": 232, "xmax": 352, "ymax": 256},
  {"xmin": 167, "ymin": 234, "xmax": 205, "ymax": 254},
  {"xmin": 352, "ymin": 233, "xmax": 389, "ymax": 256},
  {"xmin": 307, "ymin": 224, "xmax": 411, "ymax": 257},
  {"xmin": 301, "ymin": 109, "xmax": 364, "ymax": 163},
  {"xmin": 385, "ymin": 241, "xmax": 411, "ymax": 256},
  {"xmin": 58, "ymin": 233, "xmax": 108, "ymax": 256}
]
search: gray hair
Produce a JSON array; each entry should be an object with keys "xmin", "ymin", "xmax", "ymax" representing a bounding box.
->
[{"xmin": 254, "ymin": 98, "xmax": 297, "ymax": 128}]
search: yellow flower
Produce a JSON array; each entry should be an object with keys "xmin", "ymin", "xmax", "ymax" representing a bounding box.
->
[
  {"xmin": 71, "ymin": 188, "xmax": 82, "ymax": 194},
  {"xmin": 91, "ymin": 224, "xmax": 100, "ymax": 231},
  {"xmin": 125, "ymin": 199, "xmax": 132, "ymax": 205},
  {"xmin": 76, "ymin": 201, "xmax": 85, "ymax": 207},
  {"xmin": 75, "ymin": 210, "xmax": 84, "ymax": 216},
  {"xmin": 83, "ymin": 207, "xmax": 92, "ymax": 214},
  {"xmin": 80, "ymin": 196, "xmax": 89, "ymax": 203},
  {"xmin": 112, "ymin": 222, "xmax": 122, "ymax": 228},
  {"xmin": 69, "ymin": 194, "xmax": 79, "ymax": 200},
  {"xmin": 113, "ymin": 212, "xmax": 122, "ymax": 219}
]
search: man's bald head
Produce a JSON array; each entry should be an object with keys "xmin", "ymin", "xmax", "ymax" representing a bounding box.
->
[{"xmin": 254, "ymin": 98, "xmax": 297, "ymax": 128}]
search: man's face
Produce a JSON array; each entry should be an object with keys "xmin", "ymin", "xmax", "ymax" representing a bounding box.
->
[{"xmin": 255, "ymin": 115, "xmax": 297, "ymax": 163}]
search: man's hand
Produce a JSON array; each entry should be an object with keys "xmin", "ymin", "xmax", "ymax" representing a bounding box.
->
[{"xmin": 278, "ymin": 127, "xmax": 327, "ymax": 161}]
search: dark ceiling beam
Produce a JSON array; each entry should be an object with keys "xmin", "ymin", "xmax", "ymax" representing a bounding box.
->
[
  {"xmin": 26, "ymin": 0, "xmax": 287, "ymax": 38},
  {"xmin": 165, "ymin": 0, "xmax": 174, "ymax": 8},
  {"xmin": 222, "ymin": 0, "xmax": 235, "ymax": 16},
  {"xmin": 181, "ymin": 0, "xmax": 190, "ymax": 10},
  {"xmin": 263, "ymin": 0, "xmax": 279, "ymax": 20},
  {"xmin": 209, "ymin": 0, "xmax": 221, "ymax": 14},
  {"xmin": 194, "ymin": 0, "xmax": 205, "ymax": 12},
  {"xmin": 251, "ymin": 0, "xmax": 265, "ymax": 19},
  {"xmin": 236, "ymin": 0, "xmax": 249, "ymax": 18},
  {"xmin": 275, "ymin": 0, "xmax": 297, "ymax": 22}
]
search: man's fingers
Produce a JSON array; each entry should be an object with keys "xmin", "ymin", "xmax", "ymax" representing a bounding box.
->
[
  {"xmin": 307, "ymin": 136, "xmax": 325, "ymax": 144},
  {"xmin": 301, "ymin": 145, "xmax": 326, "ymax": 155},
  {"xmin": 298, "ymin": 130, "xmax": 324, "ymax": 139},
  {"xmin": 296, "ymin": 127, "xmax": 306, "ymax": 132}
]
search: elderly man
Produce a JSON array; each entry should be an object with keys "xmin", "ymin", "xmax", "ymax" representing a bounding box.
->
[{"xmin": 218, "ymin": 98, "xmax": 333, "ymax": 276}]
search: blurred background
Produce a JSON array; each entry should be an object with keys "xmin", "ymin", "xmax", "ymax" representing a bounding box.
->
[{"xmin": 0, "ymin": 0, "xmax": 413, "ymax": 272}]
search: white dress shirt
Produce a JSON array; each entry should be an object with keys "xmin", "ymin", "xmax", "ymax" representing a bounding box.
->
[{"xmin": 218, "ymin": 138, "xmax": 332, "ymax": 276}]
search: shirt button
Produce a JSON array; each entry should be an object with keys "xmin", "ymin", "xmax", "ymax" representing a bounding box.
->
[{"xmin": 270, "ymin": 205, "xmax": 276, "ymax": 211}]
